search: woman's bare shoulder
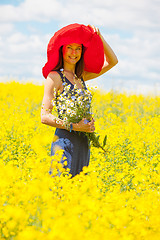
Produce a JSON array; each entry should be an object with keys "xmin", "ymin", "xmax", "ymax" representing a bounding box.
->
[
  {"xmin": 48, "ymin": 71, "xmax": 61, "ymax": 81},
  {"xmin": 47, "ymin": 71, "xmax": 62, "ymax": 88}
]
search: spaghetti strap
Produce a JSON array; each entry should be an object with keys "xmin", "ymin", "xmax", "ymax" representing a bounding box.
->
[
  {"xmin": 80, "ymin": 77, "xmax": 87, "ymax": 88},
  {"xmin": 56, "ymin": 70, "xmax": 65, "ymax": 83}
]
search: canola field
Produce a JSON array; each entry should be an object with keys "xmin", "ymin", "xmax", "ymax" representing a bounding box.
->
[{"xmin": 0, "ymin": 81, "xmax": 160, "ymax": 240}]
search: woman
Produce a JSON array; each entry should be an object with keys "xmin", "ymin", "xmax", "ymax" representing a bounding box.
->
[{"xmin": 41, "ymin": 23, "xmax": 118, "ymax": 177}]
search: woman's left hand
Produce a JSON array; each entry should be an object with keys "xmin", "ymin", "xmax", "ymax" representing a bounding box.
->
[{"xmin": 72, "ymin": 117, "xmax": 95, "ymax": 133}]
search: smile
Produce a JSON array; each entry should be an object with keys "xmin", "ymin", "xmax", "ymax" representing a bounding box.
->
[{"xmin": 69, "ymin": 57, "xmax": 77, "ymax": 59}]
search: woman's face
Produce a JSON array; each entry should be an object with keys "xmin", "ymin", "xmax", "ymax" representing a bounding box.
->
[{"xmin": 62, "ymin": 43, "xmax": 82, "ymax": 65}]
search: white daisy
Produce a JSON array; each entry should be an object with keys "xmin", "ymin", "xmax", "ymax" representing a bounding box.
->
[
  {"xmin": 63, "ymin": 117, "xmax": 68, "ymax": 121},
  {"xmin": 66, "ymin": 108, "xmax": 72, "ymax": 114},
  {"xmin": 66, "ymin": 100, "xmax": 70, "ymax": 105},
  {"xmin": 70, "ymin": 102, "xmax": 74, "ymax": 107}
]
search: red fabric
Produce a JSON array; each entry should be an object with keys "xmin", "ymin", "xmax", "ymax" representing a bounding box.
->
[{"xmin": 42, "ymin": 23, "xmax": 104, "ymax": 79}]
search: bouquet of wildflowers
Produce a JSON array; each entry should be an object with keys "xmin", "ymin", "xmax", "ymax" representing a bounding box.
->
[{"xmin": 52, "ymin": 76, "xmax": 107, "ymax": 152}]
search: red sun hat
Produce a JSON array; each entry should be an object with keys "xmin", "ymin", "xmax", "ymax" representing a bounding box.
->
[{"xmin": 42, "ymin": 23, "xmax": 104, "ymax": 79}]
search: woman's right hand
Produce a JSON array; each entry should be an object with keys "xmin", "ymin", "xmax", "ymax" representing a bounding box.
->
[{"xmin": 73, "ymin": 118, "xmax": 95, "ymax": 133}]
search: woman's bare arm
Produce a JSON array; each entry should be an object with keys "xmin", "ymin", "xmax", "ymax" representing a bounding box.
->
[{"xmin": 41, "ymin": 72, "xmax": 66, "ymax": 129}]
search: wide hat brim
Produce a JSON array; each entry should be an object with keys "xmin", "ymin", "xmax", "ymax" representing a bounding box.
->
[{"xmin": 42, "ymin": 23, "xmax": 104, "ymax": 79}]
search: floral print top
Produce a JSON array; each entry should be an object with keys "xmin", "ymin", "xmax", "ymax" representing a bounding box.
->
[{"xmin": 53, "ymin": 70, "xmax": 92, "ymax": 123}]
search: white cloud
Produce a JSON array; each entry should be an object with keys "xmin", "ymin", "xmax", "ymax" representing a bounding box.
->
[
  {"xmin": 0, "ymin": 30, "xmax": 49, "ymax": 79},
  {"xmin": 0, "ymin": 0, "xmax": 159, "ymax": 31},
  {"xmin": 0, "ymin": 23, "xmax": 14, "ymax": 35},
  {"xmin": 0, "ymin": 0, "xmax": 62, "ymax": 22},
  {"xmin": 105, "ymin": 30, "xmax": 160, "ymax": 83},
  {"xmin": 6, "ymin": 33, "xmax": 46, "ymax": 54},
  {"xmin": 0, "ymin": 0, "xmax": 159, "ymax": 32},
  {"xmin": 57, "ymin": 0, "xmax": 160, "ymax": 32}
]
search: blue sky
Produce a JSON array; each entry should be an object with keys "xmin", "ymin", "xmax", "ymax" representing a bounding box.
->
[{"xmin": 0, "ymin": 0, "xmax": 160, "ymax": 94}]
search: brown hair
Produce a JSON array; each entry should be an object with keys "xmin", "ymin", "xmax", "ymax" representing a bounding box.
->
[{"xmin": 53, "ymin": 45, "xmax": 84, "ymax": 78}]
